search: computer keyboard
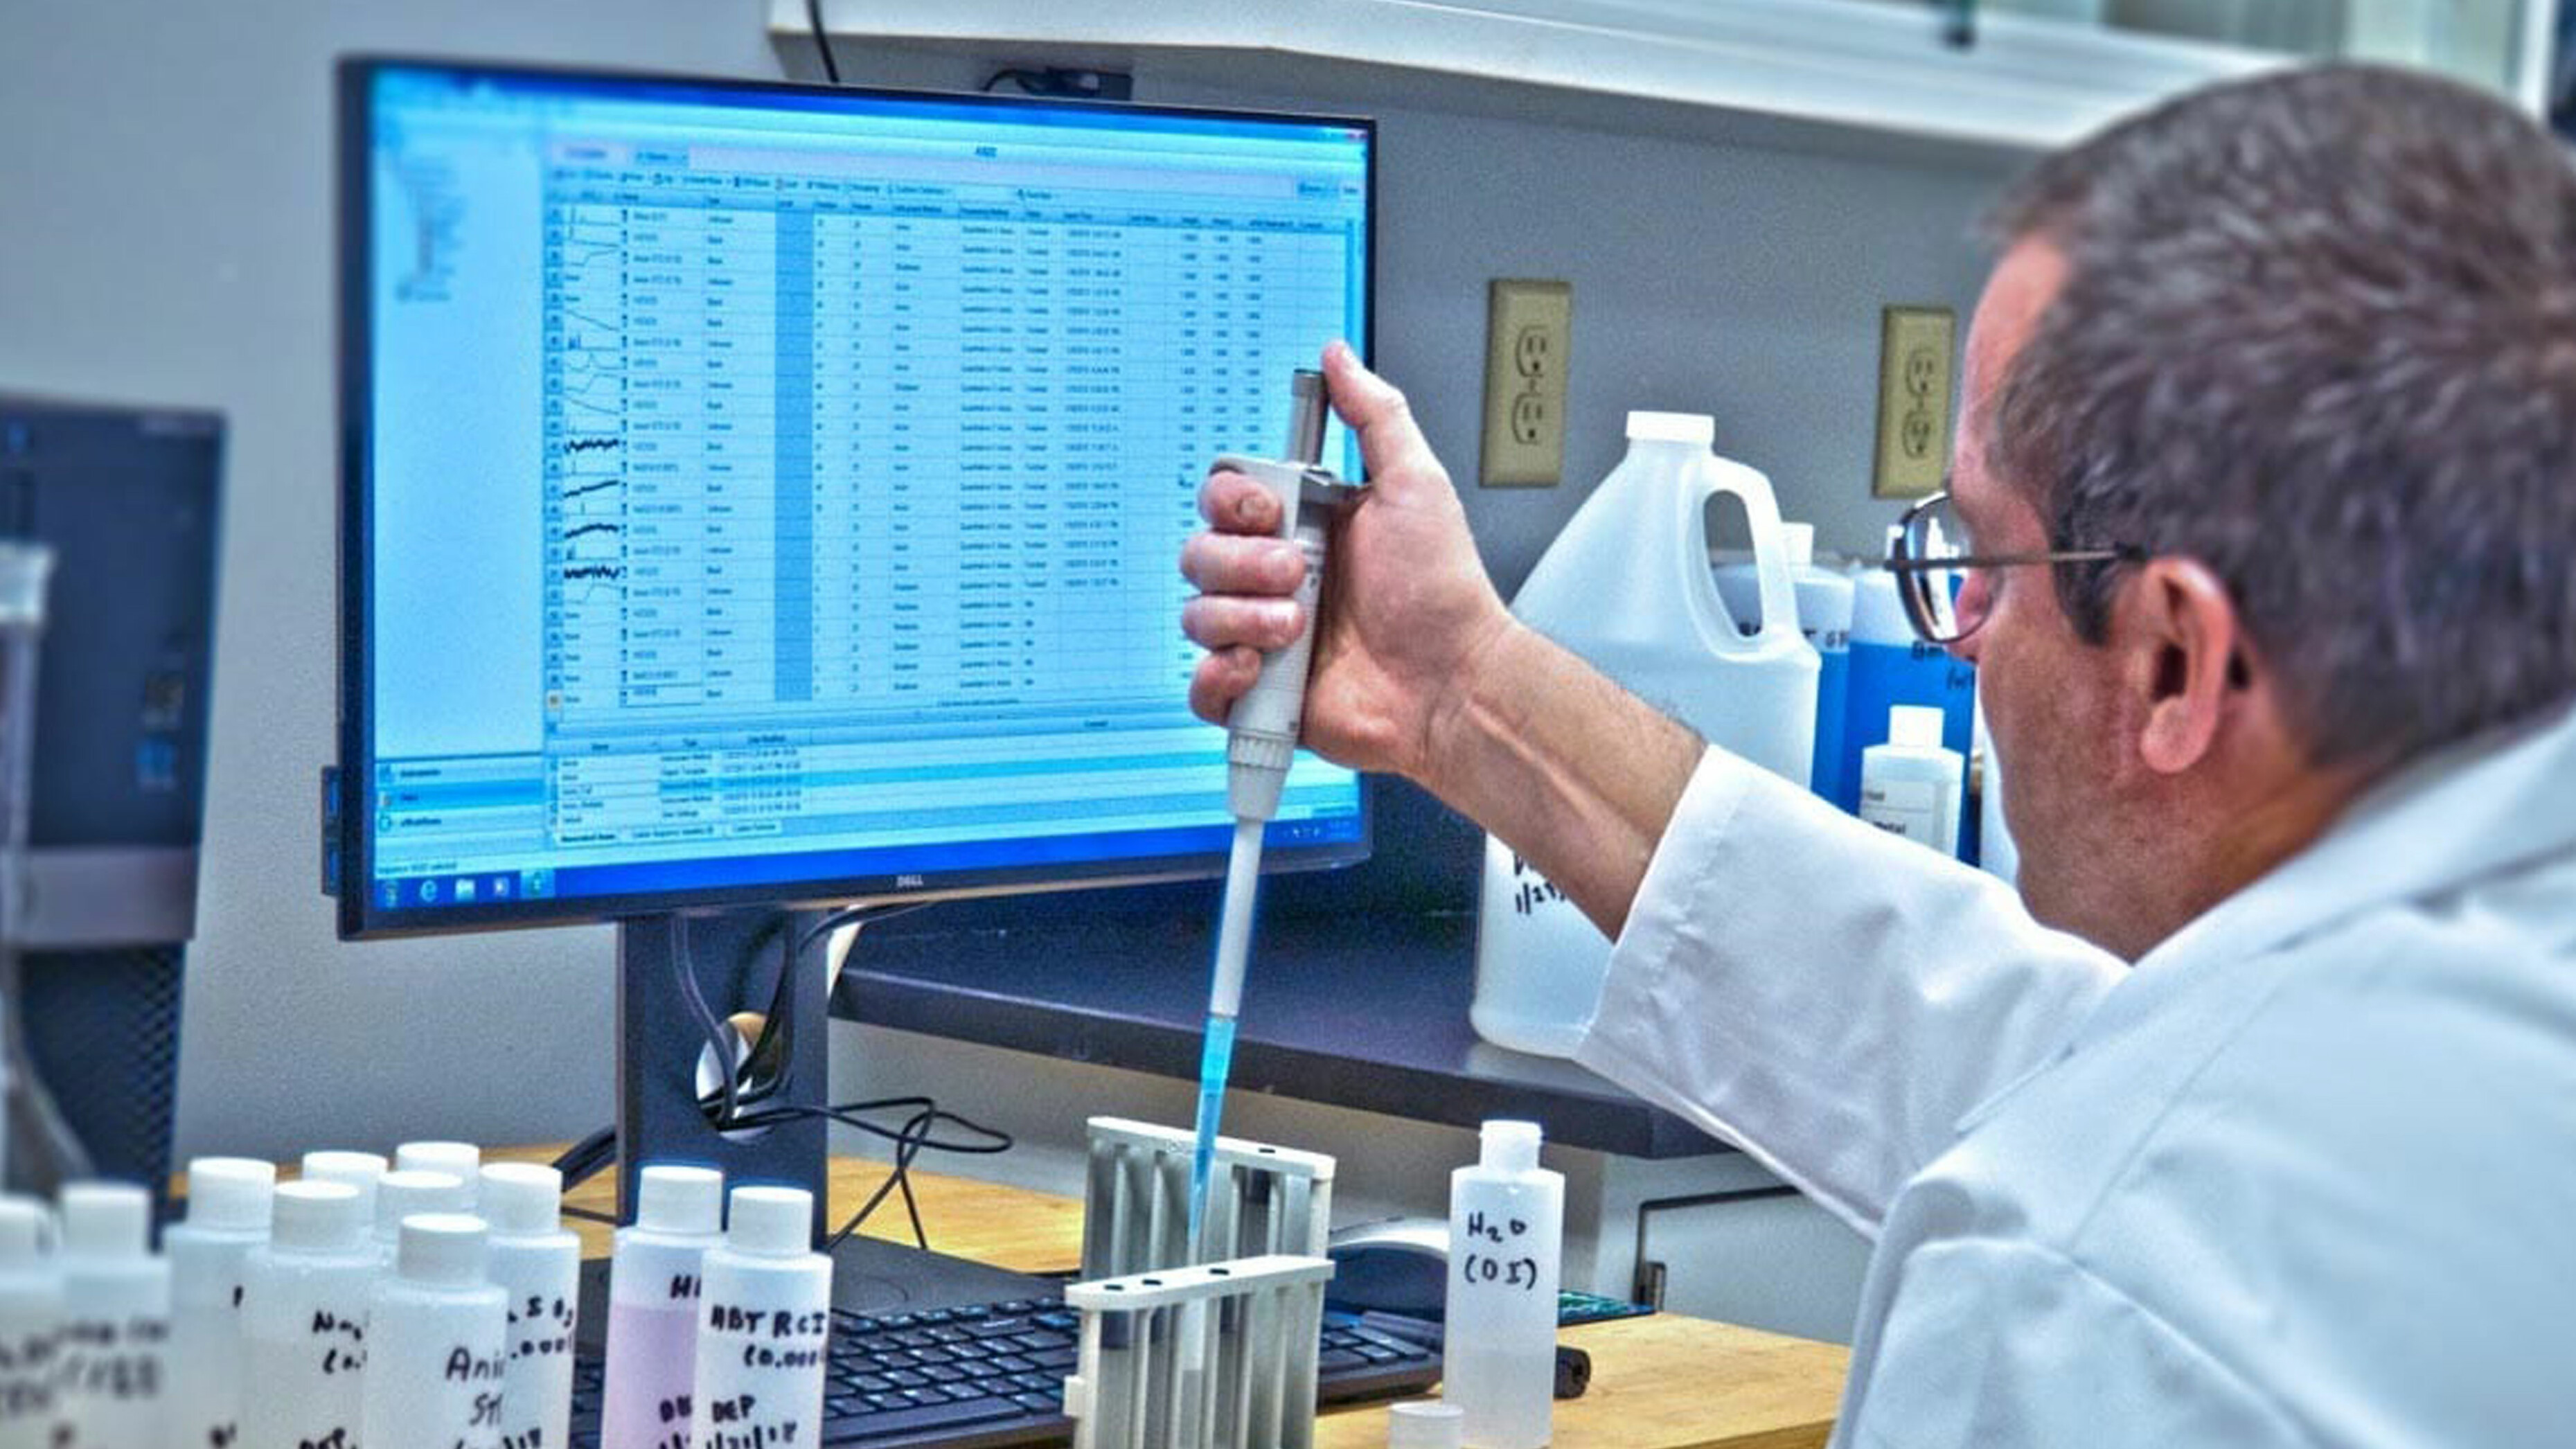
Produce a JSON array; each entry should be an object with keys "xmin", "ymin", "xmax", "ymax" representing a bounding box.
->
[{"xmin": 567, "ymin": 1294, "xmax": 1441, "ymax": 1447}]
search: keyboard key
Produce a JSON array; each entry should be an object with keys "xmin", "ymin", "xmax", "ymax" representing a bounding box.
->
[
  {"xmin": 991, "ymin": 1354, "xmax": 1037, "ymax": 1375},
  {"xmin": 1029, "ymin": 1346, "xmax": 1079, "ymax": 1371},
  {"xmin": 842, "ymin": 1394, "xmax": 1022, "ymax": 1439},
  {"xmin": 1317, "ymin": 1349, "xmax": 1366, "ymax": 1371},
  {"xmin": 1011, "ymin": 1392, "xmax": 1061, "ymax": 1413}
]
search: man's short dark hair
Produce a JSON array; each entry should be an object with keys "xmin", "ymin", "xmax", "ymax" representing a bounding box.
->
[{"xmin": 1986, "ymin": 64, "xmax": 2576, "ymax": 771}]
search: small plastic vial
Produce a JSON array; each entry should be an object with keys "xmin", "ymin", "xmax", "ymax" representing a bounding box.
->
[
  {"xmin": 1443, "ymin": 1122, "xmax": 1563, "ymax": 1449},
  {"xmin": 394, "ymin": 1142, "xmax": 483, "ymax": 1209},
  {"xmin": 482, "ymin": 1163, "xmax": 581, "ymax": 1449},
  {"xmin": 361, "ymin": 1214, "xmax": 508, "ymax": 1449},
  {"xmin": 0, "ymin": 1195, "xmax": 62, "ymax": 1449},
  {"xmin": 240, "ymin": 1180, "xmax": 377, "ymax": 1449},
  {"xmin": 690, "ymin": 1186, "xmax": 830, "ymax": 1449},
  {"xmin": 1859, "ymin": 704, "xmax": 1965, "ymax": 857},
  {"xmin": 374, "ymin": 1168, "xmax": 471, "ymax": 1266},
  {"xmin": 55, "ymin": 1182, "xmax": 170, "ymax": 1448},
  {"xmin": 164, "ymin": 1157, "xmax": 276, "ymax": 1449},
  {"xmin": 601, "ymin": 1164, "xmax": 725, "ymax": 1449}
]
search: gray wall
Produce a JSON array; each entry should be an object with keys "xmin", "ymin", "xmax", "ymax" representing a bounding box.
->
[{"xmin": 0, "ymin": 0, "xmax": 2009, "ymax": 1163}]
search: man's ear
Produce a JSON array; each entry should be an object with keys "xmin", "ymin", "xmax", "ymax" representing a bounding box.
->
[{"xmin": 2117, "ymin": 558, "xmax": 2246, "ymax": 776}]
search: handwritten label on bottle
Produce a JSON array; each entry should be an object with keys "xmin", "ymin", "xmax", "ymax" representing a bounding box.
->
[
  {"xmin": 1504, "ymin": 853, "xmax": 1569, "ymax": 916},
  {"xmin": 1458, "ymin": 1211, "xmax": 1544, "ymax": 1292},
  {"xmin": 508, "ymin": 1292, "xmax": 577, "ymax": 1361},
  {"xmin": 692, "ymin": 1302, "xmax": 827, "ymax": 1448}
]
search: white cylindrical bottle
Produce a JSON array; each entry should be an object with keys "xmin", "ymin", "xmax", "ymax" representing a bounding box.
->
[
  {"xmin": 1442, "ymin": 1122, "xmax": 1562, "ymax": 1449},
  {"xmin": 375, "ymin": 1170, "xmax": 470, "ymax": 1267},
  {"xmin": 163, "ymin": 1157, "xmax": 275, "ymax": 1449},
  {"xmin": 0, "ymin": 1196, "xmax": 60, "ymax": 1449},
  {"xmin": 690, "ymin": 1187, "xmax": 830, "ymax": 1449},
  {"xmin": 601, "ymin": 1164, "xmax": 724, "ymax": 1449},
  {"xmin": 393, "ymin": 1144, "xmax": 482, "ymax": 1210},
  {"xmin": 301, "ymin": 1150, "xmax": 391, "ymax": 1229},
  {"xmin": 1859, "ymin": 704, "xmax": 1966, "ymax": 857},
  {"xmin": 240, "ymin": 1180, "xmax": 377, "ymax": 1449},
  {"xmin": 361, "ymin": 1214, "xmax": 507, "ymax": 1449},
  {"xmin": 55, "ymin": 1182, "xmax": 170, "ymax": 1448},
  {"xmin": 481, "ymin": 1164, "xmax": 580, "ymax": 1449}
]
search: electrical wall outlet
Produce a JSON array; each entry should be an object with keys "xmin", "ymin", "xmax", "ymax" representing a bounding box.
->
[
  {"xmin": 1480, "ymin": 278, "xmax": 1572, "ymax": 487},
  {"xmin": 1872, "ymin": 305, "xmax": 1955, "ymax": 499}
]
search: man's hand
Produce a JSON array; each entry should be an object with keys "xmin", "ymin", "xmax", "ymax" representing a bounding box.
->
[{"xmin": 1180, "ymin": 341, "xmax": 1513, "ymax": 785}]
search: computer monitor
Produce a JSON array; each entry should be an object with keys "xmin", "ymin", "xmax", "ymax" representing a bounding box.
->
[{"xmin": 333, "ymin": 58, "xmax": 1374, "ymax": 1226}]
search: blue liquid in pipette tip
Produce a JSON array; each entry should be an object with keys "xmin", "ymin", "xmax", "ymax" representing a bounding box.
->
[{"xmin": 1188, "ymin": 1012, "xmax": 1239, "ymax": 1248}]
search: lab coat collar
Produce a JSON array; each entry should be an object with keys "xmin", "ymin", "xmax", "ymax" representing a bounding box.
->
[{"xmin": 2073, "ymin": 697, "xmax": 2576, "ymax": 1049}]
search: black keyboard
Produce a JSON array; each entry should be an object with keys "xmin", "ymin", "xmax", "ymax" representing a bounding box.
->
[{"xmin": 568, "ymin": 1295, "xmax": 1440, "ymax": 1447}]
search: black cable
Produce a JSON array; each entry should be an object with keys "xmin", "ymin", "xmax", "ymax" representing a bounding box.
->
[
  {"xmin": 675, "ymin": 914, "xmax": 744, "ymax": 1129},
  {"xmin": 804, "ymin": 0, "xmax": 842, "ymax": 85},
  {"xmin": 981, "ymin": 68, "xmax": 1038, "ymax": 94}
]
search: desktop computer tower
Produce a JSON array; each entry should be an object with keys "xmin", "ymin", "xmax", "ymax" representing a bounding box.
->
[{"xmin": 1, "ymin": 395, "xmax": 222, "ymax": 1202}]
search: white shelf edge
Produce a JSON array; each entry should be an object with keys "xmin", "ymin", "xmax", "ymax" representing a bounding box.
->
[{"xmin": 775, "ymin": 0, "xmax": 2287, "ymax": 152}]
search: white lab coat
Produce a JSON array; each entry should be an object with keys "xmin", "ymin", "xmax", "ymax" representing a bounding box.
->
[{"xmin": 1577, "ymin": 703, "xmax": 2576, "ymax": 1448}]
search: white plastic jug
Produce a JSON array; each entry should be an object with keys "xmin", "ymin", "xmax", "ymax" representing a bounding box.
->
[{"xmin": 1473, "ymin": 412, "xmax": 1818, "ymax": 1057}]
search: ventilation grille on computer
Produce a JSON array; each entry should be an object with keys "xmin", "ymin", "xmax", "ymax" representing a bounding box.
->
[
  {"xmin": 22, "ymin": 946, "xmax": 184, "ymax": 1202},
  {"xmin": 1067, "ymin": 1118, "xmax": 1335, "ymax": 1449}
]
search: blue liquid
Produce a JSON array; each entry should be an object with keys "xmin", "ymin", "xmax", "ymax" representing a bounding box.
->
[{"xmin": 1187, "ymin": 1013, "xmax": 1240, "ymax": 1248}]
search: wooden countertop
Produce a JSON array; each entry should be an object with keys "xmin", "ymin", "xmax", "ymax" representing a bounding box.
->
[{"xmin": 482, "ymin": 1145, "xmax": 1849, "ymax": 1449}]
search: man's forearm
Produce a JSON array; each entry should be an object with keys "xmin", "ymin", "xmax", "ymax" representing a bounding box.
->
[{"xmin": 1420, "ymin": 621, "xmax": 1703, "ymax": 939}]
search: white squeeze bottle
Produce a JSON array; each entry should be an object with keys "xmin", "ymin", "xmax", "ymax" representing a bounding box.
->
[
  {"xmin": 375, "ymin": 1168, "xmax": 470, "ymax": 1267},
  {"xmin": 601, "ymin": 1164, "xmax": 725, "ymax": 1449},
  {"xmin": 1474, "ymin": 411, "xmax": 1818, "ymax": 1057},
  {"xmin": 1442, "ymin": 1121, "xmax": 1562, "ymax": 1449},
  {"xmin": 361, "ymin": 1214, "xmax": 508, "ymax": 1449},
  {"xmin": 690, "ymin": 1186, "xmax": 830, "ymax": 1449},
  {"xmin": 163, "ymin": 1157, "xmax": 275, "ymax": 1449},
  {"xmin": 301, "ymin": 1149, "xmax": 391, "ymax": 1228},
  {"xmin": 55, "ymin": 1182, "xmax": 170, "ymax": 1448},
  {"xmin": 1860, "ymin": 704, "xmax": 1965, "ymax": 857},
  {"xmin": 0, "ymin": 1196, "xmax": 60, "ymax": 1449},
  {"xmin": 394, "ymin": 1143, "xmax": 483, "ymax": 1209},
  {"xmin": 241, "ymin": 1180, "xmax": 377, "ymax": 1449},
  {"xmin": 481, "ymin": 1163, "xmax": 580, "ymax": 1449}
]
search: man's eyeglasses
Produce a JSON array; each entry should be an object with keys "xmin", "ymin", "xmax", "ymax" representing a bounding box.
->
[{"xmin": 1882, "ymin": 491, "xmax": 2138, "ymax": 645}]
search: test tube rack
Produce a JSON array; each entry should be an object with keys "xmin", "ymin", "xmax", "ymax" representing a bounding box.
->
[
  {"xmin": 1081, "ymin": 1116, "xmax": 1335, "ymax": 1274},
  {"xmin": 1065, "ymin": 1117, "xmax": 1339, "ymax": 1449}
]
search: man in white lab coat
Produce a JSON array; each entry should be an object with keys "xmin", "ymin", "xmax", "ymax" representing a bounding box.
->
[{"xmin": 1182, "ymin": 65, "xmax": 2576, "ymax": 1446}]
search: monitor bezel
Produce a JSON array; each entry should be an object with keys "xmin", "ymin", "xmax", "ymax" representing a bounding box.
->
[{"xmin": 335, "ymin": 56, "xmax": 1376, "ymax": 941}]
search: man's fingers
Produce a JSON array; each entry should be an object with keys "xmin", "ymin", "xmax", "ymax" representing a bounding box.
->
[
  {"xmin": 1321, "ymin": 339, "xmax": 1443, "ymax": 488},
  {"xmin": 1198, "ymin": 470, "xmax": 1281, "ymax": 533},
  {"xmin": 1188, "ymin": 648, "xmax": 1263, "ymax": 725},
  {"xmin": 1180, "ymin": 531, "xmax": 1306, "ymax": 596},
  {"xmin": 1182, "ymin": 594, "xmax": 1305, "ymax": 652}
]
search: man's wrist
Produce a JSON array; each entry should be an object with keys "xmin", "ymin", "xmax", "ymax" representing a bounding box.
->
[{"xmin": 1415, "ymin": 610, "xmax": 1531, "ymax": 803}]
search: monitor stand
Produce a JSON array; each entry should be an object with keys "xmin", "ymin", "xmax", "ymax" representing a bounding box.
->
[{"xmin": 603, "ymin": 906, "xmax": 1061, "ymax": 1318}]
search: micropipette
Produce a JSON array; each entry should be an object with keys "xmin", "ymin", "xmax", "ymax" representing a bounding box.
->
[{"xmin": 1193, "ymin": 371, "xmax": 1360, "ymax": 1254}]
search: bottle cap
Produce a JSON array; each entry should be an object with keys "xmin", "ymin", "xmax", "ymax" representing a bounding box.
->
[
  {"xmin": 634, "ymin": 1164, "xmax": 724, "ymax": 1236},
  {"xmin": 58, "ymin": 1182, "xmax": 151, "ymax": 1259},
  {"xmin": 184, "ymin": 1157, "xmax": 277, "ymax": 1232},
  {"xmin": 1387, "ymin": 1399, "xmax": 1465, "ymax": 1449},
  {"xmin": 396, "ymin": 1213, "xmax": 490, "ymax": 1286},
  {"xmin": 0, "ymin": 1197, "xmax": 50, "ymax": 1266},
  {"xmin": 725, "ymin": 1186, "xmax": 813, "ymax": 1257},
  {"xmin": 1624, "ymin": 411, "xmax": 1714, "ymax": 446},
  {"xmin": 1477, "ymin": 1119, "xmax": 1544, "ymax": 1174},
  {"xmin": 1889, "ymin": 704, "xmax": 1946, "ymax": 751},
  {"xmin": 479, "ymin": 1163, "xmax": 564, "ymax": 1238},
  {"xmin": 301, "ymin": 1150, "xmax": 389, "ymax": 1223},
  {"xmin": 394, "ymin": 1142, "xmax": 481, "ymax": 1204},
  {"xmin": 272, "ymin": 1180, "xmax": 368, "ymax": 1252},
  {"xmin": 1781, "ymin": 521, "xmax": 1815, "ymax": 569},
  {"xmin": 376, "ymin": 1169, "xmax": 468, "ymax": 1243}
]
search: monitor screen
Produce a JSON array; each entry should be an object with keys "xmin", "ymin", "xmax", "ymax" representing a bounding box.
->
[{"xmin": 337, "ymin": 60, "xmax": 1373, "ymax": 936}]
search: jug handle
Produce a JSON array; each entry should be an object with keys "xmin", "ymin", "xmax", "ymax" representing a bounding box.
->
[{"xmin": 1680, "ymin": 454, "xmax": 1802, "ymax": 652}]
